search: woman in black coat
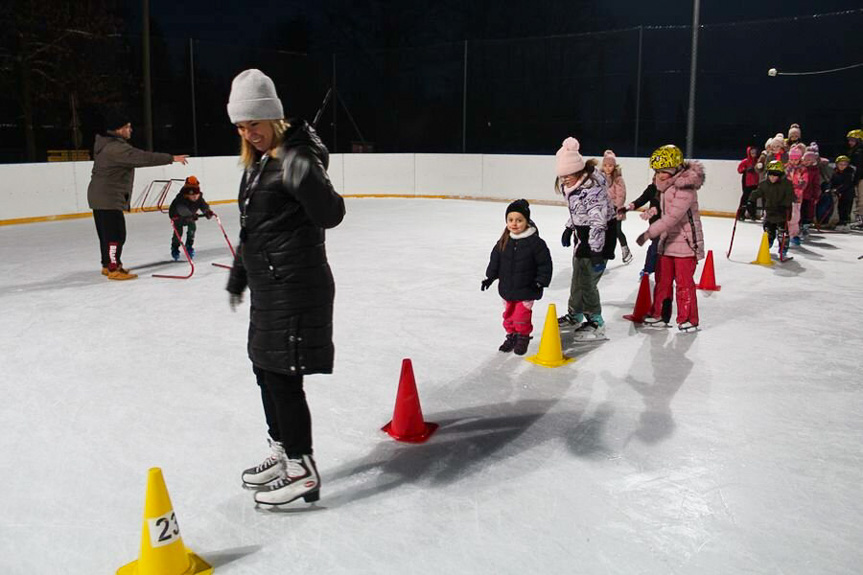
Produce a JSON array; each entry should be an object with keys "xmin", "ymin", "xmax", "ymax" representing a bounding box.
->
[{"xmin": 225, "ymin": 69, "xmax": 345, "ymax": 507}]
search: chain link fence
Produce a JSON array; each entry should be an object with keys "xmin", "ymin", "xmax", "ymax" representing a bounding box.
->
[{"xmin": 2, "ymin": 9, "xmax": 861, "ymax": 163}]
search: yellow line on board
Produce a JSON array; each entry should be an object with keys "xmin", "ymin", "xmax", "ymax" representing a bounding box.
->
[{"xmin": 0, "ymin": 197, "xmax": 737, "ymax": 226}]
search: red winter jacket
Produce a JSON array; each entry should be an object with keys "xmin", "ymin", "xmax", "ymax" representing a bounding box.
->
[
  {"xmin": 802, "ymin": 165, "xmax": 821, "ymax": 202},
  {"xmin": 737, "ymin": 147, "xmax": 760, "ymax": 188}
]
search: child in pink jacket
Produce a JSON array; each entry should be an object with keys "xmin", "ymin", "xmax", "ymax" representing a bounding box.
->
[
  {"xmin": 602, "ymin": 150, "xmax": 632, "ymax": 264},
  {"xmin": 635, "ymin": 145, "xmax": 705, "ymax": 332},
  {"xmin": 785, "ymin": 143, "xmax": 807, "ymax": 245}
]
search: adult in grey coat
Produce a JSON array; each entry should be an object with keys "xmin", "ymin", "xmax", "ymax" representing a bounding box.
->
[{"xmin": 87, "ymin": 110, "xmax": 188, "ymax": 280}]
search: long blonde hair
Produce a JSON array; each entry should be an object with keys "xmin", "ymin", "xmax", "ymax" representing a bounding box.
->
[{"xmin": 239, "ymin": 120, "xmax": 290, "ymax": 169}]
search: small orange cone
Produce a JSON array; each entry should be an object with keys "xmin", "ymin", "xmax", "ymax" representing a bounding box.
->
[
  {"xmin": 751, "ymin": 231, "xmax": 774, "ymax": 266},
  {"xmin": 696, "ymin": 250, "xmax": 721, "ymax": 291},
  {"xmin": 526, "ymin": 303, "xmax": 575, "ymax": 368},
  {"xmin": 623, "ymin": 273, "xmax": 653, "ymax": 322},
  {"xmin": 382, "ymin": 359, "xmax": 438, "ymax": 443},
  {"xmin": 117, "ymin": 468, "xmax": 212, "ymax": 575}
]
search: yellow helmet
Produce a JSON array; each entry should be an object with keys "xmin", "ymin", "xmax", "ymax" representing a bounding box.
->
[
  {"xmin": 649, "ymin": 145, "xmax": 684, "ymax": 170},
  {"xmin": 846, "ymin": 129, "xmax": 863, "ymax": 140},
  {"xmin": 836, "ymin": 155, "xmax": 851, "ymax": 164},
  {"xmin": 766, "ymin": 160, "xmax": 785, "ymax": 173}
]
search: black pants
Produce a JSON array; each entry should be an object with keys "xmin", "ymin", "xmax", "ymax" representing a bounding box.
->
[
  {"xmin": 92, "ymin": 209, "xmax": 126, "ymax": 269},
  {"xmin": 254, "ymin": 366, "xmax": 312, "ymax": 457},
  {"xmin": 170, "ymin": 220, "xmax": 197, "ymax": 252},
  {"xmin": 764, "ymin": 221, "xmax": 786, "ymax": 246},
  {"xmin": 617, "ymin": 221, "xmax": 628, "ymax": 248},
  {"xmin": 838, "ymin": 189, "xmax": 855, "ymax": 225},
  {"xmin": 740, "ymin": 186, "xmax": 757, "ymax": 219}
]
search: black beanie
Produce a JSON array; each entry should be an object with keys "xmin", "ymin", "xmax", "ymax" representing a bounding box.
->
[
  {"xmin": 506, "ymin": 198, "xmax": 530, "ymax": 220},
  {"xmin": 104, "ymin": 106, "xmax": 131, "ymax": 132}
]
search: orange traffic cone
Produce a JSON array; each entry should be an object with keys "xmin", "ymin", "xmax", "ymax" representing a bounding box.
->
[
  {"xmin": 117, "ymin": 468, "xmax": 212, "ymax": 575},
  {"xmin": 696, "ymin": 250, "xmax": 721, "ymax": 291},
  {"xmin": 526, "ymin": 303, "xmax": 575, "ymax": 368},
  {"xmin": 382, "ymin": 359, "xmax": 438, "ymax": 443},
  {"xmin": 623, "ymin": 273, "xmax": 653, "ymax": 323}
]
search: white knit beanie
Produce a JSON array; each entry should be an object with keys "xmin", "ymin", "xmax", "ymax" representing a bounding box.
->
[
  {"xmin": 227, "ymin": 69, "xmax": 284, "ymax": 123},
  {"xmin": 555, "ymin": 137, "xmax": 586, "ymax": 176}
]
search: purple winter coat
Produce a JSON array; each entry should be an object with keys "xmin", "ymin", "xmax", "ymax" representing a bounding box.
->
[{"xmin": 646, "ymin": 161, "xmax": 706, "ymax": 261}]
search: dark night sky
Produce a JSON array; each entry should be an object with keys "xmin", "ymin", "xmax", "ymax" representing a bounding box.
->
[
  {"xmin": 65, "ymin": 2, "xmax": 863, "ymax": 158},
  {"xmin": 126, "ymin": 0, "xmax": 863, "ymax": 49}
]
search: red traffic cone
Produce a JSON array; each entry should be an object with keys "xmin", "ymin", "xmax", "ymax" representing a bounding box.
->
[
  {"xmin": 623, "ymin": 273, "xmax": 653, "ymax": 323},
  {"xmin": 382, "ymin": 359, "xmax": 438, "ymax": 443},
  {"xmin": 697, "ymin": 250, "xmax": 721, "ymax": 291}
]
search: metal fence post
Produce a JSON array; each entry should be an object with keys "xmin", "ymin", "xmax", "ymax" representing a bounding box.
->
[
  {"xmin": 463, "ymin": 40, "xmax": 468, "ymax": 153},
  {"xmin": 142, "ymin": 0, "xmax": 153, "ymax": 151},
  {"xmin": 189, "ymin": 38, "xmax": 198, "ymax": 156},
  {"xmin": 634, "ymin": 26, "xmax": 643, "ymax": 157},
  {"xmin": 686, "ymin": 0, "xmax": 701, "ymax": 158}
]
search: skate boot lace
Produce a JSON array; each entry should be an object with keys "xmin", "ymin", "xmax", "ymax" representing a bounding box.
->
[
  {"xmin": 253, "ymin": 453, "xmax": 280, "ymax": 473},
  {"xmin": 269, "ymin": 459, "xmax": 309, "ymax": 490}
]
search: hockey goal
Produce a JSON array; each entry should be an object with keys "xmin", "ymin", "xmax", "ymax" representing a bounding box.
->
[{"xmin": 132, "ymin": 179, "xmax": 186, "ymax": 213}]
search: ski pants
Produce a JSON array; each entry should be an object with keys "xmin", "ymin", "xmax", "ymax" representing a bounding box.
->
[
  {"xmin": 800, "ymin": 198, "xmax": 816, "ymax": 226},
  {"xmin": 740, "ymin": 185, "xmax": 758, "ymax": 219},
  {"xmin": 502, "ymin": 300, "xmax": 533, "ymax": 336},
  {"xmin": 856, "ymin": 180, "xmax": 863, "ymax": 218},
  {"xmin": 568, "ymin": 256, "xmax": 604, "ymax": 318},
  {"xmin": 170, "ymin": 220, "xmax": 197, "ymax": 252},
  {"xmin": 92, "ymin": 209, "xmax": 126, "ymax": 270},
  {"xmin": 255, "ymin": 366, "xmax": 312, "ymax": 457},
  {"xmin": 838, "ymin": 188, "xmax": 855, "ymax": 225},
  {"xmin": 652, "ymin": 255, "xmax": 698, "ymax": 325},
  {"xmin": 764, "ymin": 221, "xmax": 787, "ymax": 247},
  {"xmin": 789, "ymin": 201, "xmax": 801, "ymax": 237}
]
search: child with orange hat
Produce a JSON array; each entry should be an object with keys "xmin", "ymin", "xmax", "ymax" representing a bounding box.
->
[{"xmin": 168, "ymin": 176, "xmax": 213, "ymax": 260}]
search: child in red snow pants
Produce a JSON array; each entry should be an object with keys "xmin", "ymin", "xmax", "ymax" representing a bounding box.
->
[
  {"xmin": 652, "ymin": 255, "xmax": 698, "ymax": 325},
  {"xmin": 502, "ymin": 301, "xmax": 534, "ymax": 335}
]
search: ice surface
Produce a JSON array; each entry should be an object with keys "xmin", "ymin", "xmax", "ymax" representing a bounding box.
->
[{"xmin": 1, "ymin": 198, "xmax": 862, "ymax": 574}]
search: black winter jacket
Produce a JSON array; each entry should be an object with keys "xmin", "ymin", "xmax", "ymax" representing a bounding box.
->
[
  {"xmin": 227, "ymin": 120, "xmax": 345, "ymax": 376},
  {"xmin": 750, "ymin": 178, "xmax": 793, "ymax": 224},
  {"xmin": 846, "ymin": 144, "xmax": 863, "ymax": 184},
  {"xmin": 169, "ymin": 192, "xmax": 210, "ymax": 222},
  {"xmin": 831, "ymin": 166, "xmax": 856, "ymax": 196},
  {"xmin": 485, "ymin": 227, "xmax": 553, "ymax": 302},
  {"xmin": 630, "ymin": 183, "xmax": 661, "ymax": 224},
  {"xmin": 573, "ymin": 218, "xmax": 618, "ymax": 260}
]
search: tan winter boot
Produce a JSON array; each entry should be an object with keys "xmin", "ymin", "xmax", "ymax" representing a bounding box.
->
[{"xmin": 107, "ymin": 268, "xmax": 138, "ymax": 280}]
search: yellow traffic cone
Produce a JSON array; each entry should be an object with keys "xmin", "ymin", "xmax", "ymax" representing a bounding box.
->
[
  {"xmin": 525, "ymin": 303, "xmax": 575, "ymax": 368},
  {"xmin": 750, "ymin": 231, "xmax": 774, "ymax": 266},
  {"xmin": 117, "ymin": 468, "xmax": 213, "ymax": 575}
]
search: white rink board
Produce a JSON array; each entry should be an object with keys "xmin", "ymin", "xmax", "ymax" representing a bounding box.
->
[{"xmin": 1, "ymin": 153, "xmax": 747, "ymax": 222}]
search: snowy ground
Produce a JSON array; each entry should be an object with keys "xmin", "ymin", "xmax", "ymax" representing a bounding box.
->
[{"xmin": 1, "ymin": 198, "xmax": 862, "ymax": 574}]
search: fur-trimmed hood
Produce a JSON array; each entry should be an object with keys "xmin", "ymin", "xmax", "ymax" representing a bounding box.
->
[{"xmin": 657, "ymin": 160, "xmax": 705, "ymax": 193}]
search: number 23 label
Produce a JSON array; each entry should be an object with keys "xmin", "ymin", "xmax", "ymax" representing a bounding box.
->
[{"xmin": 148, "ymin": 510, "xmax": 181, "ymax": 548}]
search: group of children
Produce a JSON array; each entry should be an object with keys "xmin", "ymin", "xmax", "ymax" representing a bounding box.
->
[
  {"xmin": 482, "ymin": 138, "xmax": 705, "ymax": 355},
  {"xmin": 737, "ymin": 125, "xmax": 863, "ymax": 245}
]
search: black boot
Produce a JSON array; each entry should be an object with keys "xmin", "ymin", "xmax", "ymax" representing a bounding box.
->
[
  {"xmin": 513, "ymin": 334, "xmax": 531, "ymax": 356},
  {"xmin": 499, "ymin": 333, "xmax": 517, "ymax": 352}
]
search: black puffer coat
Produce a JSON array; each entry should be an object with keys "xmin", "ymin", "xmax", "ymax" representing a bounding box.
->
[
  {"xmin": 227, "ymin": 121, "xmax": 345, "ymax": 376},
  {"xmin": 485, "ymin": 227, "xmax": 553, "ymax": 302}
]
